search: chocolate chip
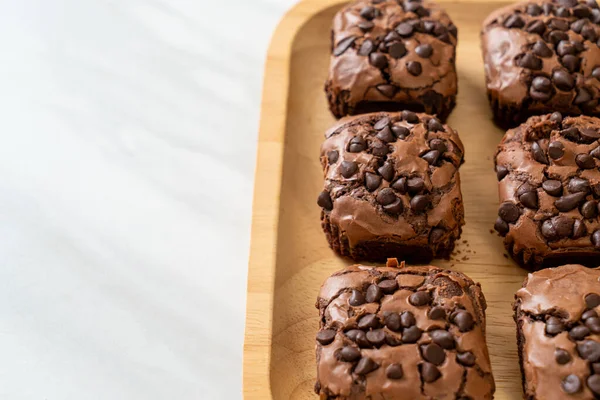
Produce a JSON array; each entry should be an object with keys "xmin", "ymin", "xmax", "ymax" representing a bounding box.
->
[
  {"xmin": 339, "ymin": 346, "xmax": 361, "ymax": 362},
  {"xmin": 384, "ymin": 31, "xmax": 401, "ymax": 43},
  {"xmin": 384, "ymin": 312, "xmax": 401, "ymax": 331},
  {"xmin": 555, "ymin": 348, "xmax": 572, "ymax": 364},
  {"xmin": 396, "ymin": 22, "xmax": 413, "ymax": 36},
  {"xmin": 346, "ymin": 329, "xmax": 370, "ymax": 348},
  {"xmin": 577, "ymin": 339, "xmax": 600, "ymax": 361},
  {"xmin": 562, "ymin": 126, "xmax": 582, "ymax": 141},
  {"xmin": 532, "ymin": 41, "xmax": 553, "ymax": 57},
  {"xmin": 582, "ymin": 200, "xmax": 599, "ymax": 219},
  {"xmin": 402, "ymin": 111, "xmax": 418, "ymax": 123},
  {"xmin": 457, "ymin": 351, "xmax": 476, "ymax": 366},
  {"xmin": 527, "ymin": 3, "xmax": 542, "ymax": 15},
  {"xmin": 550, "ymin": 112, "xmax": 563, "ymax": 124},
  {"xmin": 583, "ymin": 24, "xmax": 598, "ymax": 41},
  {"xmin": 546, "ymin": 316, "xmax": 565, "ymax": 335},
  {"xmin": 589, "ymin": 375, "xmax": 600, "ymax": 396},
  {"xmin": 401, "ymin": 311, "xmax": 416, "ymax": 327},
  {"xmin": 594, "ymin": 363, "xmax": 600, "ymax": 374},
  {"xmin": 556, "ymin": 6, "xmax": 572, "ymax": 17},
  {"xmin": 575, "ymin": 87, "xmax": 593, "ymax": 105},
  {"xmin": 531, "ymin": 141, "xmax": 548, "ymax": 164},
  {"xmin": 386, "ymin": 363, "xmax": 404, "ymax": 379},
  {"xmin": 354, "ymin": 356, "xmax": 378, "ymax": 375},
  {"xmin": 429, "ymin": 139, "xmax": 447, "ymax": 155},
  {"xmin": 327, "ymin": 150, "xmax": 339, "ymax": 164},
  {"xmin": 571, "ymin": 18, "xmax": 588, "ymax": 33},
  {"xmin": 519, "ymin": 190, "xmax": 539, "ymax": 209},
  {"xmin": 548, "ymin": 141, "xmax": 565, "ymax": 159},
  {"xmin": 543, "ymin": 3, "xmax": 554, "ymax": 15},
  {"xmin": 581, "ymin": 128, "xmax": 600, "ymax": 142},
  {"xmin": 429, "ymin": 228, "xmax": 445, "ymax": 244},
  {"xmin": 404, "ymin": 2, "xmax": 429, "ymax": 17},
  {"xmin": 557, "ymin": 40, "xmax": 576, "ymax": 56},
  {"xmin": 496, "ymin": 165, "xmax": 509, "ymax": 180},
  {"xmin": 430, "ymin": 330, "xmax": 454, "ymax": 349},
  {"xmin": 366, "ymin": 284, "xmax": 383, "ymax": 303},
  {"xmin": 358, "ymin": 21, "xmax": 374, "ymax": 32},
  {"xmin": 543, "ymin": 180, "xmax": 563, "ymax": 197},
  {"xmin": 378, "ymin": 162, "xmax": 395, "ymax": 182},
  {"xmin": 407, "ymin": 61, "xmax": 422, "ymax": 76},
  {"xmin": 410, "ymin": 195, "xmax": 429, "ymax": 212},
  {"xmin": 392, "ymin": 125, "xmax": 410, "ymax": 139},
  {"xmin": 586, "ymin": 317, "xmax": 600, "ymax": 333},
  {"xmin": 370, "ymin": 52, "xmax": 388, "ymax": 69},
  {"xmin": 420, "ymin": 362, "xmax": 441, "ymax": 383},
  {"xmin": 360, "ymin": 6, "xmax": 376, "ymax": 20},
  {"xmin": 452, "ymin": 310, "xmax": 475, "ymax": 332},
  {"xmin": 573, "ymin": 219, "xmax": 587, "ymax": 239},
  {"xmin": 519, "ymin": 53, "xmax": 543, "ymax": 70},
  {"xmin": 498, "ymin": 202, "xmax": 520, "ymax": 223},
  {"xmin": 415, "ymin": 43, "xmax": 433, "ymax": 58},
  {"xmin": 358, "ymin": 39, "xmax": 375, "ymax": 56},
  {"xmin": 358, "ymin": 314, "xmax": 380, "ymax": 329},
  {"xmin": 575, "ymin": 4, "xmax": 593, "ymax": 17},
  {"xmin": 577, "ymin": 153, "xmax": 596, "ymax": 169},
  {"xmin": 392, "ymin": 177, "xmax": 407, "ymax": 193},
  {"xmin": 316, "ymin": 329, "xmax": 336, "ymax": 345},
  {"xmin": 583, "ymin": 310, "xmax": 598, "ymax": 320},
  {"xmin": 407, "ymin": 177, "xmax": 424, "ymax": 194},
  {"xmin": 587, "ymin": 293, "xmax": 600, "ymax": 308},
  {"xmin": 376, "ymin": 126, "xmax": 396, "ymax": 143},
  {"xmin": 532, "ymin": 75, "xmax": 552, "ymax": 92},
  {"xmin": 542, "ymin": 219, "xmax": 558, "ymax": 240},
  {"xmin": 562, "ymin": 374, "xmax": 582, "ymax": 394},
  {"xmin": 348, "ymin": 136, "xmax": 366, "ymax": 152},
  {"xmin": 388, "ymin": 42, "xmax": 407, "ymax": 59},
  {"xmin": 422, "ymin": 150, "xmax": 441, "ymax": 165},
  {"xmin": 366, "ymin": 329, "xmax": 386, "ymax": 347},
  {"xmin": 376, "ymin": 188, "xmax": 396, "ymax": 206},
  {"xmin": 556, "ymin": 192, "xmax": 587, "ymax": 212},
  {"xmin": 378, "ymin": 279, "xmax": 398, "ymax": 294},
  {"xmin": 504, "ymin": 14, "xmax": 524, "ymax": 28},
  {"xmin": 349, "ymin": 289, "xmax": 365, "ymax": 306},
  {"xmin": 568, "ymin": 177, "xmax": 590, "ymax": 193},
  {"xmin": 421, "ymin": 343, "xmax": 446, "ymax": 365},
  {"xmin": 409, "ymin": 291, "xmax": 430, "ymax": 306},
  {"xmin": 594, "ymin": 67, "xmax": 600, "ymax": 80},
  {"xmin": 553, "ymin": 69, "xmax": 575, "ymax": 91},
  {"xmin": 562, "ymin": 54, "xmax": 581, "ymax": 73},
  {"xmin": 318, "ymin": 191, "xmax": 333, "ymax": 211},
  {"xmin": 402, "ymin": 325, "xmax": 422, "ymax": 343},
  {"xmin": 365, "ymin": 173, "xmax": 382, "ymax": 191},
  {"xmin": 374, "ymin": 117, "xmax": 391, "ymax": 131},
  {"xmin": 376, "ymin": 84, "xmax": 398, "ymax": 98},
  {"xmin": 333, "ymin": 36, "xmax": 357, "ymax": 56},
  {"xmin": 494, "ymin": 217, "xmax": 509, "ymax": 235},
  {"xmin": 549, "ymin": 30, "xmax": 569, "ymax": 45},
  {"xmin": 340, "ymin": 161, "xmax": 358, "ymax": 178},
  {"xmin": 569, "ymin": 325, "xmax": 590, "ymax": 340},
  {"xmin": 428, "ymin": 306, "xmax": 446, "ymax": 320}
]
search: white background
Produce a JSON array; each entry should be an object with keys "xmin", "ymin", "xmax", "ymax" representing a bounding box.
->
[{"xmin": 0, "ymin": 0, "xmax": 297, "ymax": 398}]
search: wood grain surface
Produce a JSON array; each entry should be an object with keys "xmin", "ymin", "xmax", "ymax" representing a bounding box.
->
[{"xmin": 244, "ymin": 0, "xmax": 527, "ymax": 398}]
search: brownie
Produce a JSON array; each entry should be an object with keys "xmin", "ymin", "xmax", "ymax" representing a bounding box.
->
[
  {"xmin": 514, "ymin": 264, "xmax": 600, "ymax": 399},
  {"xmin": 325, "ymin": 0, "xmax": 458, "ymax": 121},
  {"xmin": 481, "ymin": 0, "xmax": 600, "ymax": 128},
  {"xmin": 494, "ymin": 113, "xmax": 600, "ymax": 269},
  {"xmin": 317, "ymin": 111, "xmax": 465, "ymax": 263},
  {"xmin": 315, "ymin": 259, "xmax": 495, "ymax": 399}
]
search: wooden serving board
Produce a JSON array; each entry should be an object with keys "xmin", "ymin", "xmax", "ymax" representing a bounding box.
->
[{"xmin": 244, "ymin": 0, "xmax": 527, "ymax": 398}]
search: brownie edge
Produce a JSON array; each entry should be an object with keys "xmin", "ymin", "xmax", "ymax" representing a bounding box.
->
[
  {"xmin": 514, "ymin": 264, "xmax": 600, "ymax": 399},
  {"xmin": 315, "ymin": 259, "xmax": 495, "ymax": 399}
]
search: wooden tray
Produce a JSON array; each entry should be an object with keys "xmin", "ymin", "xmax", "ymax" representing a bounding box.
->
[{"xmin": 244, "ymin": 0, "xmax": 527, "ymax": 398}]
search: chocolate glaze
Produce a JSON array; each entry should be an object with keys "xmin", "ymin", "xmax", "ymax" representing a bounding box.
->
[
  {"xmin": 325, "ymin": 0, "xmax": 458, "ymax": 120},
  {"xmin": 315, "ymin": 260, "xmax": 495, "ymax": 399}
]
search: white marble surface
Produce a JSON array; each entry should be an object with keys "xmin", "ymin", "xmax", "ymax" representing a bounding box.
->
[{"xmin": 0, "ymin": 0, "xmax": 296, "ymax": 398}]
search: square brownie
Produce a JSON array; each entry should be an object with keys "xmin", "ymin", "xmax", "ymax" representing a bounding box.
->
[
  {"xmin": 481, "ymin": 0, "xmax": 600, "ymax": 128},
  {"xmin": 514, "ymin": 264, "xmax": 600, "ymax": 399},
  {"xmin": 315, "ymin": 260, "xmax": 495, "ymax": 399},
  {"xmin": 317, "ymin": 111, "xmax": 464, "ymax": 263},
  {"xmin": 325, "ymin": 0, "xmax": 458, "ymax": 121},
  {"xmin": 494, "ymin": 113, "xmax": 600, "ymax": 269}
]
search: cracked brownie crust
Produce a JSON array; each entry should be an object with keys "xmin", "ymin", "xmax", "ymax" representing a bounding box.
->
[
  {"xmin": 325, "ymin": 0, "xmax": 458, "ymax": 120},
  {"xmin": 317, "ymin": 111, "xmax": 465, "ymax": 263},
  {"xmin": 482, "ymin": 0, "xmax": 600, "ymax": 128},
  {"xmin": 514, "ymin": 264, "xmax": 600, "ymax": 399},
  {"xmin": 314, "ymin": 260, "xmax": 495, "ymax": 400},
  {"xmin": 494, "ymin": 113, "xmax": 600, "ymax": 269}
]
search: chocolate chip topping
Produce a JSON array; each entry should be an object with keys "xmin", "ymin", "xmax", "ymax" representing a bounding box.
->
[
  {"xmin": 349, "ymin": 289, "xmax": 366, "ymax": 306},
  {"xmin": 386, "ymin": 363, "xmax": 404, "ymax": 379},
  {"xmin": 457, "ymin": 351, "xmax": 476, "ymax": 366},
  {"xmin": 420, "ymin": 362, "xmax": 442, "ymax": 382},
  {"xmin": 430, "ymin": 330, "xmax": 455, "ymax": 349},
  {"xmin": 409, "ymin": 290, "xmax": 431, "ymax": 306},
  {"xmin": 562, "ymin": 374, "xmax": 582, "ymax": 394},
  {"xmin": 316, "ymin": 329, "xmax": 337, "ymax": 345},
  {"xmin": 555, "ymin": 348, "xmax": 572, "ymax": 364},
  {"xmin": 339, "ymin": 346, "xmax": 361, "ymax": 362}
]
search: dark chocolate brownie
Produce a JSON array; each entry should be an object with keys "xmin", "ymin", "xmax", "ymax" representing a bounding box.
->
[
  {"xmin": 325, "ymin": 0, "xmax": 458, "ymax": 121},
  {"xmin": 318, "ymin": 111, "xmax": 465, "ymax": 263},
  {"xmin": 514, "ymin": 264, "xmax": 600, "ymax": 399},
  {"xmin": 315, "ymin": 259, "xmax": 495, "ymax": 399},
  {"xmin": 482, "ymin": 0, "xmax": 600, "ymax": 128},
  {"xmin": 494, "ymin": 113, "xmax": 600, "ymax": 269}
]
